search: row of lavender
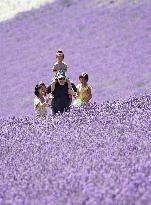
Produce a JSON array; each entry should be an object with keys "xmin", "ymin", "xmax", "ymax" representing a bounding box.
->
[
  {"xmin": 1, "ymin": 94, "xmax": 151, "ymax": 204},
  {"xmin": 0, "ymin": 0, "xmax": 151, "ymax": 116}
]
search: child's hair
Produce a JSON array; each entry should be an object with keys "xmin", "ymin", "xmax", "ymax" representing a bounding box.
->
[
  {"xmin": 79, "ymin": 72, "xmax": 89, "ymax": 82},
  {"xmin": 34, "ymin": 81, "xmax": 46, "ymax": 97},
  {"xmin": 56, "ymin": 49, "xmax": 64, "ymax": 59}
]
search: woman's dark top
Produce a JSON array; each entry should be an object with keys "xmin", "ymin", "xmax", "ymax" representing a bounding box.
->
[{"xmin": 46, "ymin": 82, "xmax": 77, "ymax": 114}]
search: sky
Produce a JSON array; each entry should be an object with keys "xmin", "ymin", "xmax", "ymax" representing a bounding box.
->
[{"xmin": 0, "ymin": 0, "xmax": 55, "ymax": 22}]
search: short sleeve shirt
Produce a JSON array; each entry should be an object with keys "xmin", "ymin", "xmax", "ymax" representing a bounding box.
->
[
  {"xmin": 53, "ymin": 62, "xmax": 68, "ymax": 73},
  {"xmin": 34, "ymin": 97, "xmax": 47, "ymax": 118}
]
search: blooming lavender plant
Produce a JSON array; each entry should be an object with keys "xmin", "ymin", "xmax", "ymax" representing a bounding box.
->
[
  {"xmin": 0, "ymin": 0, "xmax": 151, "ymax": 204},
  {"xmin": 0, "ymin": 0, "xmax": 151, "ymax": 116},
  {"xmin": 0, "ymin": 95, "xmax": 151, "ymax": 204}
]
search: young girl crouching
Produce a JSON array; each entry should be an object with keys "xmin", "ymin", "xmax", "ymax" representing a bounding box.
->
[{"xmin": 34, "ymin": 81, "xmax": 53, "ymax": 118}]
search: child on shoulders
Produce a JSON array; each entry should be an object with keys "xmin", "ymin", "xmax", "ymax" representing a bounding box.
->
[
  {"xmin": 52, "ymin": 49, "xmax": 68, "ymax": 73},
  {"xmin": 51, "ymin": 49, "xmax": 73, "ymax": 96}
]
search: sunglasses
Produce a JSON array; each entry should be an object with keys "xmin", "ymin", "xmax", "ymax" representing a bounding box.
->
[{"xmin": 58, "ymin": 77, "xmax": 65, "ymax": 80}]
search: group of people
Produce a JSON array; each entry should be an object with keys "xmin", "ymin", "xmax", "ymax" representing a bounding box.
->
[{"xmin": 34, "ymin": 49, "xmax": 92, "ymax": 118}]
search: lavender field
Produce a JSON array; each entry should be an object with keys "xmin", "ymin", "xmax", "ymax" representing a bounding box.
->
[{"xmin": 0, "ymin": 0, "xmax": 151, "ymax": 204}]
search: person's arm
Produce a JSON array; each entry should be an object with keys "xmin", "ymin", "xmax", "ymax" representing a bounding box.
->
[
  {"xmin": 52, "ymin": 66, "xmax": 57, "ymax": 72},
  {"xmin": 71, "ymin": 82, "xmax": 77, "ymax": 93},
  {"xmin": 68, "ymin": 89, "xmax": 76, "ymax": 96},
  {"xmin": 69, "ymin": 82, "xmax": 77, "ymax": 97},
  {"xmin": 75, "ymin": 85, "xmax": 80, "ymax": 98},
  {"xmin": 46, "ymin": 95, "xmax": 54, "ymax": 103},
  {"xmin": 85, "ymin": 86, "xmax": 92, "ymax": 102},
  {"xmin": 52, "ymin": 63, "xmax": 58, "ymax": 73},
  {"xmin": 36, "ymin": 95, "xmax": 54, "ymax": 109}
]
